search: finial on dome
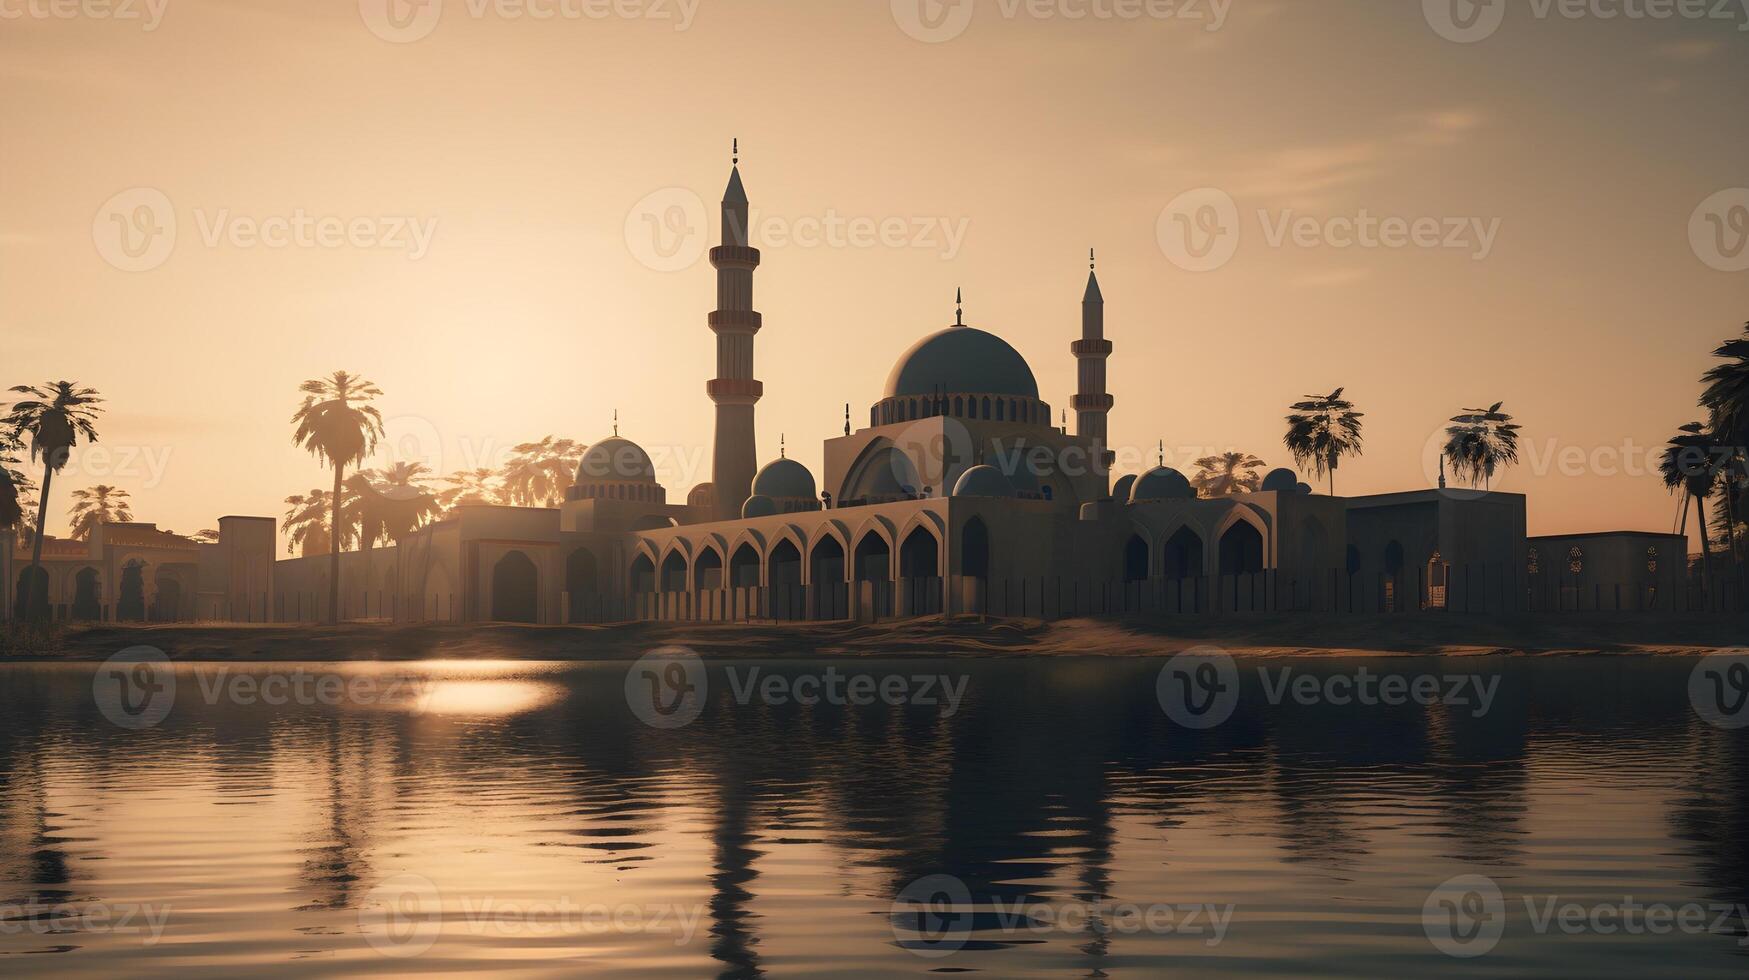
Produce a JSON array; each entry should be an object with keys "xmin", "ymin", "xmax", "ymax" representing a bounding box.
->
[
  {"xmin": 955, "ymin": 287, "xmax": 963, "ymax": 327},
  {"xmin": 780, "ymin": 433, "xmax": 786, "ymax": 459},
  {"xmin": 844, "ymin": 403, "xmax": 851, "ymax": 436},
  {"xmin": 1158, "ymin": 439, "xmax": 1165, "ymax": 467},
  {"xmin": 613, "ymin": 409, "xmax": 619, "ymax": 437}
]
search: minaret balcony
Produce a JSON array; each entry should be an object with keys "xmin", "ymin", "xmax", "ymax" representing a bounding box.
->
[
  {"xmin": 1071, "ymin": 393, "xmax": 1115, "ymax": 412},
  {"xmin": 710, "ymin": 245, "xmax": 761, "ymax": 269},
  {"xmin": 707, "ymin": 378, "xmax": 765, "ymax": 403},
  {"xmin": 1071, "ymin": 339, "xmax": 1113, "ymax": 357},
  {"xmin": 708, "ymin": 310, "xmax": 763, "ymax": 334}
]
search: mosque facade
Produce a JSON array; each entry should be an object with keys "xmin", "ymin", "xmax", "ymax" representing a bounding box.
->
[{"xmin": 3, "ymin": 156, "xmax": 1693, "ymax": 625}]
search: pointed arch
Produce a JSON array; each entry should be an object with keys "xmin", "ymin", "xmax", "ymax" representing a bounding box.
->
[
  {"xmin": 1123, "ymin": 534, "xmax": 1151, "ymax": 582},
  {"xmin": 899, "ymin": 523, "xmax": 943, "ymax": 578},
  {"xmin": 1162, "ymin": 524, "xmax": 1206, "ymax": 579}
]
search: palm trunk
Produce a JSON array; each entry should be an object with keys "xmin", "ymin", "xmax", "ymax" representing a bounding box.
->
[
  {"xmin": 24, "ymin": 465, "xmax": 52, "ymax": 620},
  {"xmin": 328, "ymin": 463, "xmax": 342, "ymax": 625},
  {"xmin": 1696, "ymin": 494, "xmax": 1716, "ymax": 603}
]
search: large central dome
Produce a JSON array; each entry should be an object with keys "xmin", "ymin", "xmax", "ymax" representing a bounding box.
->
[{"xmin": 884, "ymin": 326, "xmax": 1039, "ymax": 399}]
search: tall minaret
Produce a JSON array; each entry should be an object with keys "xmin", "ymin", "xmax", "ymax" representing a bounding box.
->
[
  {"xmin": 1071, "ymin": 249, "xmax": 1114, "ymax": 469},
  {"xmin": 707, "ymin": 140, "xmax": 762, "ymax": 521}
]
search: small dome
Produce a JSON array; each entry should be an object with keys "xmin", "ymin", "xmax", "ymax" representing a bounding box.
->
[
  {"xmin": 1111, "ymin": 474, "xmax": 1137, "ymax": 501},
  {"xmin": 1130, "ymin": 466, "xmax": 1194, "ymax": 503},
  {"xmin": 577, "ymin": 437, "xmax": 656, "ymax": 483},
  {"xmin": 1260, "ymin": 468, "xmax": 1299, "ymax": 493},
  {"xmin": 752, "ymin": 458, "xmax": 816, "ymax": 500},
  {"xmin": 885, "ymin": 326, "xmax": 1039, "ymax": 399},
  {"xmin": 1296, "ymin": 482, "xmax": 1314, "ymax": 495},
  {"xmin": 952, "ymin": 465, "xmax": 1016, "ymax": 498},
  {"xmin": 741, "ymin": 495, "xmax": 778, "ymax": 519}
]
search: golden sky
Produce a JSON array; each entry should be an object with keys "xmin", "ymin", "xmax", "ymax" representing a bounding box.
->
[{"xmin": 3, "ymin": 0, "xmax": 1745, "ymax": 546}]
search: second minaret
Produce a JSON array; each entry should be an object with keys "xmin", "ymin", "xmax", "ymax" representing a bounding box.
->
[{"xmin": 707, "ymin": 145, "xmax": 762, "ymax": 521}]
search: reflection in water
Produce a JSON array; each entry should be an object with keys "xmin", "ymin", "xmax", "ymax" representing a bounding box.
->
[{"xmin": 0, "ymin": 656, "xmax": 1742, "ymax": 976}]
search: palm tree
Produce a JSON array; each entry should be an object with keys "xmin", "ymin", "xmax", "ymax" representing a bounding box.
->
[
  {"xmin": 1660, "ymin": 422, "xmax": 1720, "ymax": 594},
  {"xmin": 0, "ymin": 436, "xmax": 28, "ymax": 534},
  {"xmin": 1443, "ymin": 402, "xmax": 1522, "ymax": 490},
  {"xmin": 501, "ymin": 436, "xmax": 582, "ymax": 507},
  {"xmin": 291, "ymin": 372, "xmax": 383, "ymax": 625},
  {"xmin": 283, "ymin": 488, "xmax": 353, "ymax": 558},
  {"xmin": 67, "ymin": 485, "xmax": 134, "ymax": 540},
  {"xmin": 189, "ymin": 529, "xmax": 220, "ymax": 544},
  {"xmin": 361, "ymin": 462, "xmax": 442, "ymax": 541},
  {"xmin": 5, "ymin": 382, "xmax": 103, "ymax": 618},
  {"xmin": 1283, "ymin": 388, "xmax": 1364, "ymax": 495},
  {"xmin": 1191, "ymin": 452, "xmax": 1266, "ymax": 497},
  {"xmin": 1701, "ymin": 323, "xmax": 1749, "ymax": 574},
  {"xmin": 438, "ymin": 467, "xmax": 507, "ymax": 514}
]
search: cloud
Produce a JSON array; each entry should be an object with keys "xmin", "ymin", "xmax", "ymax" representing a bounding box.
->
[{"xmin": 1224, "ymin": 108, "xmax": 1486, "ymax": 202}]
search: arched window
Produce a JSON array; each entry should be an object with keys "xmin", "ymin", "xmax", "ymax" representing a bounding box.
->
[
  {"xmin": 810, "ymin": 536, "xmax": 846, "ymax": 584},
  {"xmin": 1164, "ymin": 527, "xmax": 1204, "ymax": 579},
  {"xmin": 694, "ymin": 548, "xmax": 724, "ymax": 590},
  {"xmin": 854, "ymin": 533, "xmax": 891, "ymax": 582},
  {"xmin": 899, "ymin": 527, "xmax": 939, "ymax": 579},
  {"xmin": 630, "ymin": 555, "xmax": 656, "ymax": 593},
  {"xmin": 1218, "ymin": 521, "xmax": 1264, "ymax": 576},
  {"xmin": 730, "ymin": 543, "xmax": 760, "ymax": 588},
  {"xmin": 660, "ymin": 551, "xmax": 689, "ymax": 592}
]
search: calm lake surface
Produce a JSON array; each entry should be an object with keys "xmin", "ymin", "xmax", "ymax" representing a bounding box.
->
[{"xmin": 1, "ymin": 654, "xmax": 1746, "ymax": 977}]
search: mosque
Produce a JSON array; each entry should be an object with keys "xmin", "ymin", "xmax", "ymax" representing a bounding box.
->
[{"xmin": 2, "ymin": 154, "xmax": 1691, "ymax": 625}]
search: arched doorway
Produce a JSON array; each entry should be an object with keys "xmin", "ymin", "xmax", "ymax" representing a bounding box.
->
[
  {"xmin": 1123, "ymin": 535, "xmax": 1150, "ymax": 582},
  {"xmin": 899, "ymin": 528, "xmax": 939, "ymax": 579},
  {"xmin": 15, "ymin": 566, "xmax": 48, "ymax": 619},
  {"xmin": 769, "ymin": 540, "xmax": 802, "ymax": 588},
  {"xmin": 854, "ymin": 533, "xmax": 891, "ymax": 582},
  {"xmin": 1383, "ymin": 540, "xmax": 1405, "ymax": 612},
  {"xmin": 629, "ymin": 555, "xmax": 656, "ymax": 594},
  {"xmin": 117, "ymin": 560, "xmax": 147, "ymax": 622},
  {"xmin": 150, "ymin": 571, "xmax": 183, "ymax": 622},
  {"xmin": 730, "ymin": 544, "xmax": 761, "ymax": 589},
  {"xmin": 491, "ymin": 551, "xmax": 539, "ymax": 623},
  {"xmin": 1218, "ymin": 521, "xmax": 1264, "ymax": 577},
  {"xmin": 1163, "ymin": 526, "xmax": 1204, "ymax": 579},
  {"xmin": 810, "ymin": 536, "xmax": 845, "ymax": 584},
  {"xmin": 72, "ymin": 568, "xmax": 101, "ymax": 621},
  {"xmin": 566, "ymin": 548, "xmax": 598, "ymax": 621},
  {"xmin": 960, "ymin": 518, "xmax": 989, "ymax": 579},
  {"xmin": 694, "ymin": 548, "xmax": 724, "ymax": 591},
  {"xmin": 660, "ymin": 552, "xmax": 689, "ymax": 593}
]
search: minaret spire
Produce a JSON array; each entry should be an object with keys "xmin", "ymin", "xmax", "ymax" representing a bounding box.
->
[
  {"xmin": 707, "ymin": 144, "xmax": 763, "ymax": 521},
  {"xmin": 954, "ymin": 288, "xmax": 964, "ymax": 327},
  {"xmin": 1072, "ymin": 249, "xmax": 1115, "ymax": 474}
]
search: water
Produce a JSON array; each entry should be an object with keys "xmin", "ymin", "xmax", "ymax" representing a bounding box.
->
[{"xmin": 0, "ymin": 654, "xmax": 1745, "ymax": 977}]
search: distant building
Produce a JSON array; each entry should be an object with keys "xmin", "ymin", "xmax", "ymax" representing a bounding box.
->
[{"xmin": 0, "ymin": 155, "xmax": 1700, "ymax": 625}]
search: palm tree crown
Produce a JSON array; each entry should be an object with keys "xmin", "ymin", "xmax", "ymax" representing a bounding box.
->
[
  {"xmin": 502, "ymin": 436, "xmax": 582, "ymax": 507},
  {"xmin": 1443, "ymin": 402, "xmax": 1522, "ymax": 489},
  {"xmin": 67, "ymin": 485, "xmax": 134, "ymax": 540},
  {"xmin": 5, "ymin": 381, "xmax": 104, "ymax": 618},
  {"xmin": 1191, "ymin": 452, "xmax": 1266, "ymax": 498},
  {"xmin": 1283, "ymin": 388, "xmax": 1364, "ymax": 495}
]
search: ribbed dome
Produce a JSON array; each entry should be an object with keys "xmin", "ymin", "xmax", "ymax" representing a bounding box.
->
[
  {"xmin": 1260, "ymin": 468, "xmax": 1298, "ymax": 493},
  {"xmin": 952, "ymin": 465, "xmax": 1016, "ymax": 498},
  {"xmin": 752, "ymin": 458, "xmax": 816, "ymax": 500},
  {"xmin": 885, "ymin": 326, "xmax": 1039, "ymax": 399},
  {"xmin": 576, "ymin": 437, "xmax": 656, "ymax": 483},
  {"xmin": 1130, "ymin": 466, "xmax": 1194, "ymax": 502}
]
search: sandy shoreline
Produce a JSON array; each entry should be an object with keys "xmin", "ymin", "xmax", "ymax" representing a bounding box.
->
[{"xmin": 3, "ymin": 613, "xmax": 1744, "ymax": 662}]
